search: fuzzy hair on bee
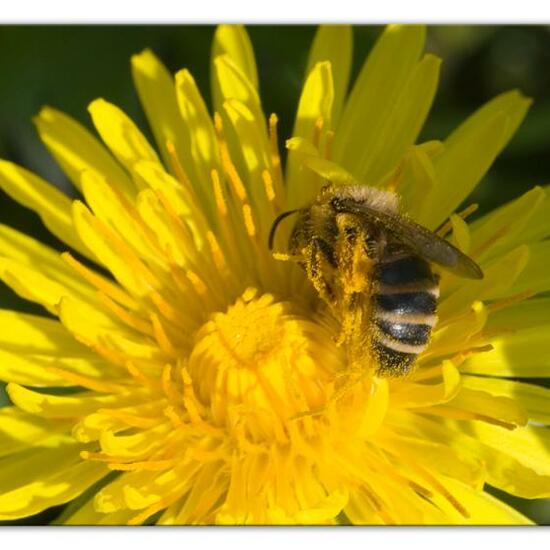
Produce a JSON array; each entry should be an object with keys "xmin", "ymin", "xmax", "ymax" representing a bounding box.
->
[{"xmin": 269, "ymin": 184, "xmax": 483, "ymax": 378}]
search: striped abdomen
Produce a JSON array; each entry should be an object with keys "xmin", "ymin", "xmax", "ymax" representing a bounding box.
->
[{"xmin": 371, "ymin": 255, "xmax": 439, "ymax": 376}]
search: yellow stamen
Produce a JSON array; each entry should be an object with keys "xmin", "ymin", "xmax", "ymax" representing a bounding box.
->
[
  {"xmin": 385, "ymin": 162, "xmax": 406, "ymax": 194},
  {"xmin": 211, "ymin": 169, "xmax": 228, "ymax": 218},
  {"xmin": 268, "ymin": 113, "xmax": 284, "ymax": 189},
  {"xmin": 97, "ymin": 292, "xmax": 153, "ymax": 336},
  {"xmin": 166, "ymin": 139, "xmax": 194, "ymax": 192},
  {"xmin": 62, "ymin": 252, "xmax": 138, "ymax": 310},
  {"xmin": 242, "ymin": 203, "xmax": 256, "ymax": 237},
  {"xmin": 181, "ymin": 365, "xmax": 207, "ymax": 424},
  {"xmin": 262, "ymin": 169, "xmax": 276, "ymax": 204},
  {"xmin": 436, "ymin": 203, "xmax": 479, "ymax": 238},
  {"xmin": 471, "ymin": 226, "xmax": 510, "ymax": 258},
  {"xmin": 108, "ymin": 459, "xmax": 175, "ymax": 472},
  {"xmin": 313, "ymin": 117, "xmax": 324, "ymax": 150},
  {"xmin": 215, "ymin": 112, "xmax": 248, "ymax": 203},
  {"xmin": 46, "ymin": 366, "xmax": 128, "ymax": 393},
  {"xmin": 128, "ymin": 494, "xmax": 182, "ymax": 526},
  {"xmin": 164, "ymin": 405, "xmax": 184, "ymax": 428},
  {"xmin": 162, "ymin": 364, "xmax": 182, "ymax": 403},
  {"xmin": 186, "ymin": 270, "xmax": 208, "ymax": 297},
  {"xmin": 206, "ymin": 230, "xmax": 228, "ymax": 273},
  {"xmin": 97, "ymin": 408, "xmax": 161, "ymax": 429},
  {"xmin": 486, "ymin": 289, "xmax": 535, "ymax": 313},
  {"xmin": 151, "ymin": 314, "xmax": 179, "ymax": 356},
  {"xmin": 324, "ymin": 130, "xmax": 334, "ymax": 161},
  {"xmin": 124, "ymin": 361, "xmax": 161, "ymax": 391},
  {"xmin": 410, "ymin": 463, "xmax": 470, "ymax": 519}
]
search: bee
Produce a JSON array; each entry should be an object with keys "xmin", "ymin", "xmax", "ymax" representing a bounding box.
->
[{"xmin": 268, "ymin": 184, "xmax": 483, "ymax": 377}]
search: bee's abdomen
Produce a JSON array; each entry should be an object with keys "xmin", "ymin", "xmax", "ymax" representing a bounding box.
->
[{"xmin": 372, "ymin": 255, "xmax": 439, "ymax": 376}]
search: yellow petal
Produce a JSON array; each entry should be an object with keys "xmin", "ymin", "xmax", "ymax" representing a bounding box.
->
[
  {"xmin": 6, "ymin": 383, "xmax": 147, "ymax": 419},
  {"xmin": 506, "ymin": 183, "xmax": 550, "ymax": 247},
  {"xmin": 462, "ymin": 325, "xmax": 550, "ymax": 377},
  {"xmin": 0, "ymin": 310, "xmax": 122, "ymax": 388},
  {"xmin": 488, "ymin": 297, "xmax": 550, "ymax": 332},
  {"xmin": 212, "ymin": 25, "xmax": 258, "ymax": 90},
  {"xmin": 58, "ymin": 296, "xmax": 165, "ymax": 365},
  {"xmin": 285, "ymin": 137, "xmax": 355, "ymax": 185},
  {"xmin": 0, "ymin": 445, "xmax": 108, "ymax": 520},
  {"xmin": 334, "ymin": 25, "xmax": 426, "ymax": 175},
  {"xmin": 135, "ymin": 189, "xmax": 188, "ymax": 266},
  {"xmin": 425, "ymin": 387, "xmax": 528, "ymax": 429},
  {"xmin": 211, "ymin": 54, "xmax": 269, "ymax": 189},
  {"xmin": 0, "ymin": 224, "xmax": 93, "ymax": 302},
  {"xmin": 450, "ymin": 213, "xmax": 471, "ymax": 254},
  {"xmin": 0, "ymin": 309, "xmax": 88, "ymax": 355},
  {"xmin": 376, "ymin": 430, "xmax": 483, "ymax": 488},
  {"xmin": 72, "ymin": 200, "xmax": 156, "ymax": 297},
  {"xmin": 462, "ymin": 375, "xmax": 550, "ymax": 425},
  {"xmin": 223, "ymin": 98, "xmax": 272, "ymax": 224},
  {"xmin": 73, "ymin": 399, "xmax": 166, "ymax": 443},
  {"xmin": 391, "ymin": 360, "xmax": 461, "ymax": 409},
  {"xmin": 176, "ymin": 465, "xmax": 227, "ymax": 524},
  {"xmin": 131, "ymin": 49, "xmax": 189, "ymax": 176},
  {"xmin": 95, "ymin": 465, "xmax": 185, "ymax": 513},
  {"xmin": 134, "ymin": 159, "xmax": 205, "ymax": 224},
  {"xmin": 211, "ymin": 54, "xmax": 265, "ymax": 127},
  {"xmin": 33, "ymin": 106, "xmax": 136, "ymax": 197},
  {"xmin": 175, "ymin": 68, "xmax": 220, "ymax": 198},
  {"xmin": 59, "ymin": 495, "xmax": 135, "ymax": 525},
  {"xmin": 465, "ymin": 422, "xmax": 550, "ymax": 498},
  {"xmin": 468, "ymin": 186, "xmax": 545, "ymax": 262},
  {"xmin": 80, "ymin": 170, "xmax": 162, "ymax": 268},
  {"xmin": 286, "ymin": 61, "xmax": 334, "ymax": 208},
  {"xmin": 290, "ymin": 61, "xmax": 334, "ymax": 148},
  {"xmin": 446, "ymin": 90, "xmax": 531, "ymax": 154},
  {"xmin": 434, "ymin": 476, "xmax": 533, "ymax": 525},
  {"xmin": 438, "ymin": 245, "xmax": 529, "ymax": 317},
  {"xmin": 0, "ymin": 407, "xmax": 72, "ymax": 458},
  {"xmin": 0, "ymin": 348, "xmax": 121, "ymax": 388},
  {"xmin": 432, "ymin": 299, "xmax": 487, "ymax": 360},
  {"xmin": 0, "ymin": 256, "xmax": 87, "ymax": 316},
  {"xmin": 306, "ymin": 25, "xmax": 353, "ymax": 126},
  {"xmin": 99, "ymin": 423, "xmax": 170, "ymax": 460},
  {"xmin": 505, "ymin": 240, "xmax": 550, "ymax": 297},
  {"xmin": 357, "ymin": 53, "xmax": 441, "ymax": 185},
  {"xmin": 396, "ymin": 142, "xmax": 441, "ymax": 220},
  {"xmin": 88, "ymin": 98, "xmax": 160, "ymax": 175},
  {"xmin": 420, "ymin": 113, "xmax": 508, "ymax": 228},
  {"xmin": 0, "ymin": 161, "xmax": 88, "ymax": 257},
  {"xmin": 134, "ymin": 159, "xmax": 207, "ymax": 244},
  {"xmin": 386, "ymin": 408, "xmax": 485, "ymax": 489},
  {"xmin": 419, "ymin": 91, "xmax": 531, "ymax": 228}
]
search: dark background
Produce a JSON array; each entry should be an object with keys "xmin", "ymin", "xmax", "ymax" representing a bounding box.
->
[{"xmin": 0, "ymin": 25, "xmax": 549, "ymax": 524}]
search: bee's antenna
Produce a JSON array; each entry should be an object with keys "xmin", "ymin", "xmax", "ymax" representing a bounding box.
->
[{"xmin": 268, "ymin": 209, "xmax": 299, "ymax": 250}]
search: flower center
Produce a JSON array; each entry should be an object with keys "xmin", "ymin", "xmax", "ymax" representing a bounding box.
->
[{"xmin": 187, "ymin": 288, "xmax": 337, "ymax": 442}]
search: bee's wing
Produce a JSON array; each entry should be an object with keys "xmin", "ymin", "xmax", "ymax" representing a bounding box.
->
[{"xmin": 350, "ymin": 202, "xmax": 484, "ymax": 279}]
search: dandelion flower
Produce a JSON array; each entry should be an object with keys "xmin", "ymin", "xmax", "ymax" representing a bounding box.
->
[{"xmin": 1, "ymin": 24, "xmax": 550, "ymax": 525}]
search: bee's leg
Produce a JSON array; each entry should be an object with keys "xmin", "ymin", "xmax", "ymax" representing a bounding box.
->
[
  {"xmin": 306, "ymin": 238, "xmax": 335, "ymax": 305},
  {"xmin": 335, "ymin": 291, "xmax": 364, "ymax": 347}
]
